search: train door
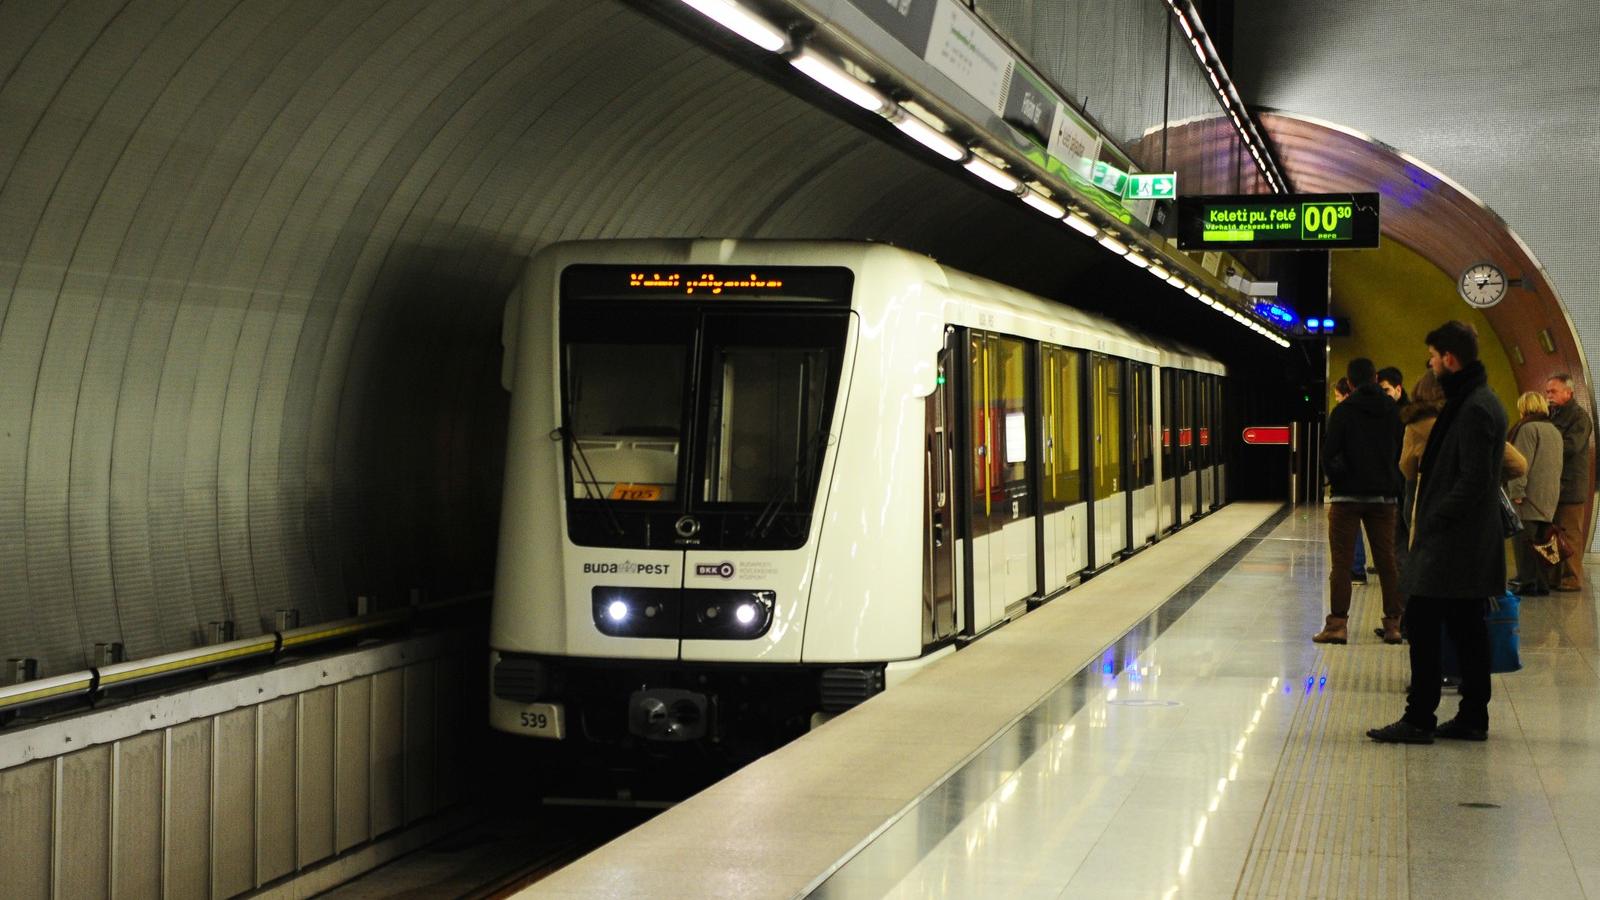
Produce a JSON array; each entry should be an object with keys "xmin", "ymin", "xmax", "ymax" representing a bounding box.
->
[
  {"xmin": 1179, "ymin": 370, "xmax": 1198, "ymax": 521},
  {"xmin": 1215, "ymin": 379, "xmax": 1227, "ymax": 506},
  {"xmin": 1199, "ymin": 375, "xmax": 1216, "ymax": 511},
  {"xmin": 1091, "ymin": 353, "xmax": 1128, "ymax": 567},
  {"xmin": 966, "ymin": 331, "xmax": 1037, "ymax": 633},
  {"xmin": 1039, "ymin": 345, "xmax": 1088, "ymax": 591},
  {"xmin": 923, "ymin": 334, "xmax": 958, "ymax": 646},
  {"xmin": 1160, "ymin": 368, "xmax": 1179, "ymax": 532},
  {"xmin": 1129, "ymin": 363, "xmax": 1157, "ymax": 546}
]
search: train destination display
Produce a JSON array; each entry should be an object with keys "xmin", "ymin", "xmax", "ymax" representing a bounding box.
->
[{"xmin": 1176, "ymin": 193, "xmax": 1380, "ymax": 251}]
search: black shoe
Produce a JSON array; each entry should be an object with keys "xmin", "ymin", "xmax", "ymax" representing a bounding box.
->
[
  {"xmin": 1434, "ymin": 718, "xmax": 1487, "ymax": 741},
  {"xmin": 1351, "ymin": 574, "xmax": 1368, "ymax": 585},
  {"xmin": 1442, "ymin": 676, "xmax": 1461, "ymax": 689},
  {"xmin": 1368, "ymin": 719, "xmax": 1434, "ymax": 744}
]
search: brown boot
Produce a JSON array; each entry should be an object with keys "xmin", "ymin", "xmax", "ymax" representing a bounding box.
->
[
  {"xmin": 1313, "ymin": 615, "xmax": 1349, "ymax": 644},
  {"xmin": 1380, "ymin": 617, "xmax": 1403, "ymax": 645}
]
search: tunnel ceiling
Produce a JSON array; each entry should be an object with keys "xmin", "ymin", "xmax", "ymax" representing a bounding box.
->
[
  {"xmin": 0, "ymin": 0, "xmax": 1177, "ymax": 677},
  {"xmin": 1256, "ymin": 112, "xmax": 1587, "ymax": 399}
]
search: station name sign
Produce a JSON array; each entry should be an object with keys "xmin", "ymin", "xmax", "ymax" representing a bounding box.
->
[{"xmin": 1176, "ymin": 193, "xmax": 1380, "ymax": 251}]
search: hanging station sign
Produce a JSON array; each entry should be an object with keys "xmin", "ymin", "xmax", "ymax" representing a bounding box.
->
[{"xmin": 1176, "ymin": 193, "xmax": 1381, "ymax": 251}]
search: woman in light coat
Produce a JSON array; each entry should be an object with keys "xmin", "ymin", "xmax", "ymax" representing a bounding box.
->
[{"xmin": 1506, "ymin": 391, "xmax": 1563, "ymax": 595}]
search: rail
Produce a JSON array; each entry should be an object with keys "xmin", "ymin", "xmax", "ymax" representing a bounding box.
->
[{"xmin": 0, "ymin": 592, "xmax": 488, "ymax": 718}]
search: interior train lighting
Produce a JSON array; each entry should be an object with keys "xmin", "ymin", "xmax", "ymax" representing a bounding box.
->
[
  {"xmin": 1065, "ymin": 213, "xmax": 1099, "ymax": 237},
  {"xmin": 790, "ymin": 49, "xmax": 889, "ymax": 113},
  {"xmin": 676, "ymin": 0, "xmax": 789, "ymax": 52},
  {"xmin": 963, "ymin": 157, "xmax": 1021, "ymax": 192},
  {"xmin": 1021, "ymin": 188, "xmax": 1066, "ymax": 218},
  {"xmin": 892, "ymin": 110, "xmax": 965, "ymax": 161},
  {"xmin": 1096, "ymin": 234, "xmax": 1129, "ymax": 255}
]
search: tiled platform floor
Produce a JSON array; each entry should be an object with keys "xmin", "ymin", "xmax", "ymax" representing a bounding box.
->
[{"xmin": 815, "ymin": 508, "xmax": 1600, "ymax": 899}]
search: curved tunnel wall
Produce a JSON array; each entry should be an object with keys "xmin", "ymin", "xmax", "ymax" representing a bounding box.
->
[{"xmin": 0, "ymin": 0, "xmax": 1102, "ymax": 676}]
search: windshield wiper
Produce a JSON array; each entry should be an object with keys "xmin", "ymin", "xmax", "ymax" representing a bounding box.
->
[
  {"xmin": 748, "ymin": 428, "xmax": 833, "ymax": 540},
  {"xmin": 551, "ymin": 424, "xmax": 626, "ymax": 537}
]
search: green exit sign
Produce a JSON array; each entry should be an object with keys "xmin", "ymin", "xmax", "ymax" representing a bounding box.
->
[
  {"xmin": 1124, "ymin": 173, "xmax": 1176, "ymax": 200},
  {"xmin": 1090, "ymin": 162, "xmax": 1127, "ymax": 195}
]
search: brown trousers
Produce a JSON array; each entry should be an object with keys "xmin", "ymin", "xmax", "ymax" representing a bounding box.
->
[
  {"xmin": 1328, "ymin": 502, "xmax": 1403, "ymax": 619},
  {"xmin": 1556, "ymin": 502, "xmax": 1588, "ymax": 587}
]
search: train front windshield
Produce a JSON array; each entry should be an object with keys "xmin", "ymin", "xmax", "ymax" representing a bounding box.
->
[{"xmin": 558, "ymin": 265, "xmax": 854, "ymax": 550}]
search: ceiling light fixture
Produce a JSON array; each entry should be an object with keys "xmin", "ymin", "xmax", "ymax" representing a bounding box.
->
[
  {"xmin": 891, "ymin": 111, "xmax": 965, "ymax": 161},
  {"xmin": 790, "ymin": 50, "xmax": 889, "ymax": 113},
  {"xmin": 677, "ymin": 0, "xmax": 789, "ymax": 52}
]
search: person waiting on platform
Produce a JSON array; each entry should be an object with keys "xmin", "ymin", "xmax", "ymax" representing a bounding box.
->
[
  {"xmin": 1332, "ymin": 377, "xmax": 1370, "ymax": 585},
  {"xmin": 1544, "ymin": 373, "xmax": 1593, "ymax": 591},
  {"xmin": 1378, "ymin": 366, "xmax": 1409, "ymax": 407},
  {"xmin": 1315, "ymin": 358, "xmax": 1405, "ymax": 645},
  {"xmin": 1370, "ymin": 321, "xmax": 1505, "ymax": 744},
  {"xmin": 1506, "ymin": 391, "xmax": 1562, "ymax": 596}
]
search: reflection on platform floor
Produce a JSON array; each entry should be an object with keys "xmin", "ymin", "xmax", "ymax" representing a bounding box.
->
[{"xmin": 815, "ymin": 509, "xmax": 1600, "ymax": 899}]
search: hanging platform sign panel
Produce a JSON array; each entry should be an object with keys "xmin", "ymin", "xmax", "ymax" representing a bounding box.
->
[{"xmin": 1176, "ymin": 193, "xmax": 1381, "ymax": 251}]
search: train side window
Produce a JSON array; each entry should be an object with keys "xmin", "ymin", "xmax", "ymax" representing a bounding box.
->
[
  {"xmin": 1041, "ymin": 346, "xmax": 1083, "ymax": 505},
  {"xmin": 1092, "ymin": 354, "xmax": 1123, "ymax": 500}
]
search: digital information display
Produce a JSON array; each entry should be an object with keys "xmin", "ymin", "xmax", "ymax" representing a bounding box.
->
[
  {"xmin": 1176, "ymin": 193, "xmax": 1380, "ymax": 251},
  {"xmin": 562, "ymin": 265, "xmax": 854, "ymax": 303}
]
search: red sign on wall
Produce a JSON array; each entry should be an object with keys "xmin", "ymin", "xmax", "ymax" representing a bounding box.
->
[
  {"xmin": 1242, "ymin": 426, "xmax": 1292, "ymax": 445},
  {"xmin": 1162, "ymin": 427, "xmax": 1171, "ymax": 448},
  {"xmin": 1178, "ymin": 428, "xmax": 1193, "ymax": 447},
  {"xmin": 1199, "ymin": 427, "xmax": 1211, "ymax": 447}
]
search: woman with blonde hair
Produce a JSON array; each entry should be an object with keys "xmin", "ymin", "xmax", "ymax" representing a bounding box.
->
[{"xmin": 1507, "ymin": 390, "xmax": 1562, "ymax": 595}]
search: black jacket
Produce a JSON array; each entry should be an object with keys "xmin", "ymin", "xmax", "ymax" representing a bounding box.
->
[
  {"xmin": 1400, "ymin": 361, "xmax": 1508, "ymax": 598},
  {"xmin": 1323, "ymin": 382, "xmax": 1403, "ymax": 498},
  {"xmin": 1548, "ymin": 399, "xmax": 1593, "ymax": 503}
]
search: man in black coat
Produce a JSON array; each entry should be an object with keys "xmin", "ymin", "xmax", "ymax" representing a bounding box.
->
[
  {"xmin": 1370, "ymin": 321, "xmax": 1506, "ymax": 743},
  {"xmin": 1315, "ymin": 358, "xmax": 1405, "ymax": 644}
]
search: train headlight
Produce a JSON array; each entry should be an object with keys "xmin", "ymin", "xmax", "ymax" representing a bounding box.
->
[
  {"xmin": 591, "ymin": 588, "xmax": 679, "ymax": 639},
  {"xmin": 607, "ymin": 600, "xmax": 629, "ymax": 622},
  {"xmin": 735, "ymin": 603, "xmax": 757, "ymax": 625},
  {"xmin": 685, "ymin": 590, "xmax": 775, "ymax": 639}
]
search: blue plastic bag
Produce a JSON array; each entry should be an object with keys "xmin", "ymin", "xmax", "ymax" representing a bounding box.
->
[{"xmin": 1439, "ymin": 591, "xmax": 1522, "ymax": 675}]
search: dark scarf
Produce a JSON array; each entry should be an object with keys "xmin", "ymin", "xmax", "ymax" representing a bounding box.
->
[
  {"xmin": 1419, "ymin": 360, "xmax": 1487, "ymax": 476},
  {"xmin": 1508, "ymin": 409, "xmax": 1548, "ymax": 445}
]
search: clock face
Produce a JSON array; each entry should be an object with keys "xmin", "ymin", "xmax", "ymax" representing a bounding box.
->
[{"xmin": 1459, "ymin": 262, "xmax": 1506, "ymax": 308}]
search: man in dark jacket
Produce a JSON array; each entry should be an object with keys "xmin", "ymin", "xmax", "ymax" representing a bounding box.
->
[
  {"xmin": 1315, "ymin": 358, "xmax": 1405, "ymax": 645},
  {"xmin": 1370, "ymin": 321, "xmax": 1506, "ymax": 744},
  {"xmin": 1544, "ymin": 373, "xmax": 1593, "ymax": 590}
]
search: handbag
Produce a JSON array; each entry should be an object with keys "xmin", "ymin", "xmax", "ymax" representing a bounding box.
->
[
  {"xmin": 1440, "ymin": 591, "xmax": 1522, "ymax": 675},
  {"xmin": 1532, "ymin": 528, "xmax": 1562, "ymax": 565},
  {"xmin": 1498, "ymin": 488, "xmax": 1524, "ymax": 538}
]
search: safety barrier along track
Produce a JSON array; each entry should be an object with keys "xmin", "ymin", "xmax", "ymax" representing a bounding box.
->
[{"xmin": 0, "ymin": 595, "xmax": 486, "ymax": 720}]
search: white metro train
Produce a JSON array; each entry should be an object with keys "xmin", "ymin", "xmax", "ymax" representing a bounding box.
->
[{"xmin": 489, "ymin": 240, "xmax": 1227, "ymax": 751}]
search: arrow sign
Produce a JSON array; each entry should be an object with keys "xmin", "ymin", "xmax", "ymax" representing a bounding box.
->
[
  {"xmin": 1242, "ymin": 426, "xmax": 1291, "ymax": 445},
  {"xmin": 1124, "ymin": 172, "xmax": 1177, "ymax": 200}
]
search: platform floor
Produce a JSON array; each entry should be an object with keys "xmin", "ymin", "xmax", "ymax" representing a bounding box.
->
[{"xmin": 814, "ymin": 508, "xmax": 1600, "ymax": 899}]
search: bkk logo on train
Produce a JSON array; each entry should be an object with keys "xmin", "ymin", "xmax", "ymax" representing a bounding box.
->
[{"xmin": 695, "ymin": 562, "xmax": 736, "ymax": 579}]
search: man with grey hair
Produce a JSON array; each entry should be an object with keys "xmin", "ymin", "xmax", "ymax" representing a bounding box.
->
[{"xmin": 1544, "ymin": 373, "xmax": 1593, "ymax": 591}]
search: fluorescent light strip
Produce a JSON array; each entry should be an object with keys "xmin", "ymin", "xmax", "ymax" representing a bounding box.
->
[
  {"xmin": 1097, "ymin": 234, "xmax": 1129, "ymax": 255},
  {"xmin": 1200, "ymin": 294, "xmax": 1216, "ymax": 307},
  {"xmin": 1021, "ymin": 189, "xmax": 1065, "ymax": 218},
  {"xmin": 1184, "ymin": 285, "xmax": 1201, "ymax": 298},
  {"xmin": 892, "ymin": 112, "xmax": 965, "ymax": 161},
  {"xmin": 1166, "ymin": 274, "xmax": 1187, "ymax": 288},
  {"xmin": 790, "ymin": 50, "xmax": 888, "ymax": 113},
  {"xmin": 1148, "ymin": 264, "xmax": 1169, "ymax": 279},
  {"xmin": 1177, "ymin": 12, "xmax": 1195, "ymax": 39},
  {"xmin": 677, "ymin": 0, "xmax": 788, "ymax": 52},
  {"xmin": 964, "ymin": 157, "xmax": 1021, "ymax": 192},
  {"xmin": 1124, "ymin": 251, "xmax": 1149, "ymax": 269},
  {"xmin": 1065, "ymin": 213, "xmax": 1099, "ymax": 237}
]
